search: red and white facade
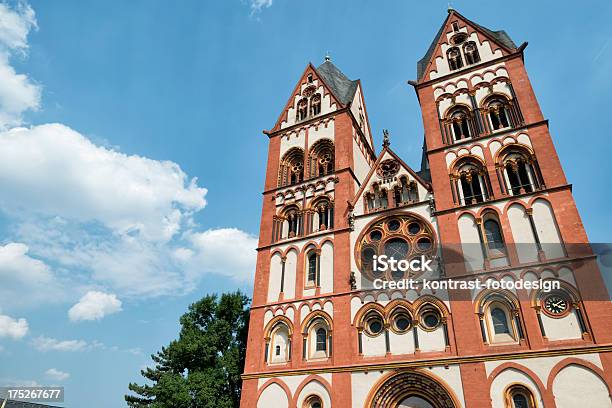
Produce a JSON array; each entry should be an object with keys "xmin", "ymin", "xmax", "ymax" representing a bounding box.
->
[{"xmin": 240, "ymin": 10, "xmax": 612, "ymax": 408}]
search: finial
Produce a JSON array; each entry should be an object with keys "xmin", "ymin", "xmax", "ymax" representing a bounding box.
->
[
  {"xmin": 382, "ymin": 129, "xmax": 390, "ymax": 148},
  {"xmin": 447, "ymin": 1, "xmax": 454, "ymax": 12},
  {"xmin": 324, "ymin": 51, "xmax": 331, "ymax": 62}
]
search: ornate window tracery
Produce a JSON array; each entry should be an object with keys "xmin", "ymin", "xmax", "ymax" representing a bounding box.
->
[
  {"xmin": 355, "ymin": 214, "xmax": 436, "ymax": 281},
  {"xmin": 278, "ymin": 147, "xmax": 304, "ymax": 187},
  {"xmin": 309, "ymin": 139, "xmax": 334, "ymax": 178}
]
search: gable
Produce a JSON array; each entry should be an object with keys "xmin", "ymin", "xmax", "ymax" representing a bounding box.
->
[
  {"xmin": 417, "ymin": 10, "xmax": 517, "ymax": 82},
  {"xmin": 351, "ymin": 147, "xmax": 431, "ymax": 216},
  {"xmin": 271, "ymin": 61, "xmax": 359, "ymax": 132}
]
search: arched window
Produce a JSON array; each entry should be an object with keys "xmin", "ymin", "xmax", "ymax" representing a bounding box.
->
[
  {"xmin": 446, "ymin": 106, "xmax": 474, "ymax": 142},
  {"xmin": 304, "ymin": 316, "xmax": 331, "ymax": 360},
  {"xmin": 282, "ymin": 207, "xmax": 302, "ymax": 239},
  {"xmin": 310, "ymin": 93, "xmax": 321, "ymax": 116},
  {"xmin": 297, "ymin": 98, "xmax": 308, "ymax": 121},
  {"xmin": 480, "ymin": 295, "xmax": 521, "ymax": 344},
  {"xmin": 393, "ymin": 176, "xmax": 419, "ymax": 207},
  {"xmin": 365, "ymin": 184, "xmax": 388, "ymax": 212},
  {"xmin": 505, "ymin": 385, "xmax": 536, "ymax": 408},
  {"xmin": 278, "ymin": 148, "xmax": 304, "ymax": 187},
  {"xmin": 463, "ymin": 41, "xmax": 480, "ymax": 65},
  {"xmin": 447, "ymin": 47, "xmax": 463, "ymax": 70},
  {"xmin": 309, "ymin": 139, "xmax": 334, "ymax": 178},
  {"xmin": 266, "ymin": 321, "xmax": 291, "ymax": 364},
  {"xmin": 313, "ymin": 198, "xmax": 333, "ymax": 231},
  {"xmin": 498, "ymin": 147, "xmax": 542, "ymax": 195},
  {"xmin": 485, "ymin": 96, "xmax": 512, "ymax": 131},
  {"xmin": 306, "ymin": 251, "xmax": 319, "ymax": 287},
  {"xmin": 452, "ymin": 158, "xmax": 490, "ymax": 205}
]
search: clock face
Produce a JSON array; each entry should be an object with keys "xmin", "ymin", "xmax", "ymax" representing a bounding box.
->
[{"xmin": 543, "ymin": 294, "xmax": 569, "ymax": 316}]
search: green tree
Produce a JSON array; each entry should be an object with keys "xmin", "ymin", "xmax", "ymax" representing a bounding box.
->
[{"xmin": 126, "ymin": 291, "xmax": 250, "ymax": 408}]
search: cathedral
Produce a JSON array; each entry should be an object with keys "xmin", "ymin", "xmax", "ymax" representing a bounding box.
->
[{"xmin": 240, "ymin": 9, "xmax": 612, "ymax": 408}]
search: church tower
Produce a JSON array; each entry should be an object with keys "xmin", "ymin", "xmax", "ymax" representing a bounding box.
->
[{"xmin": 241, "ymin": 10, "xmax": 612, "ymax": 408}]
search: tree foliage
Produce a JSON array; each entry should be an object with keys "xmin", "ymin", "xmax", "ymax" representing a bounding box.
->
[{"xmin": 126, "ymin": 291, "xmax": 250, "ymax": 408}]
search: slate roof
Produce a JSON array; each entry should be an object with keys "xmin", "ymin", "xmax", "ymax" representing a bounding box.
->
[
  {"xmin": 0, "ymin": 399, "xmax": 62, "ymax": 408},
  {"xmin": 315, "ymin": 60, "xmax": 359, "ymax": 106},
  {"xmin": 416, "ymin": 11, "xmax": 517, "ymax": 80}
]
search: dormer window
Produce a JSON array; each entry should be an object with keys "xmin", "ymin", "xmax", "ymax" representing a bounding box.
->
[
  {"xmin": 447, "ymin": 47, "xmax": 463, "ymax": 71},
  {"xmin": 463, "ymin": 41, "xmax": 480, "ymax": 65}
]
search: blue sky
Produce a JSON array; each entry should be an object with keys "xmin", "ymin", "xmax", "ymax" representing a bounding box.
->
[{"xmin": 0, "ymin": 1, "xmax": 611, "ymax": 407}]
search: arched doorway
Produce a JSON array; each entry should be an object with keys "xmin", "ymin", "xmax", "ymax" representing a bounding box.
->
[{"xmin": 368, "ymin": 370, "xmax": 457, "ymax": 408}]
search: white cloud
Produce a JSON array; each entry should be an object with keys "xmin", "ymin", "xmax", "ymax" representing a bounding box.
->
[
  {"xmin": 0, "ymin": 313, "xmax": 28, "ymax": 339},
  {"xmin": 248, "ymin": 0, "xmax": 273, "ymax": 13},
  {"xmin": 45, "ymin": 368, "xmax": 69, "ymax": 381},
  {"xmin": 0, "ymin": 2, "xmax": 257, "ymax": 304},
  {"xmin": 0, "ymin": 124, "xmax": 207, "ymax": 241},
  {"xmin": 183, "ymin": 228, "xmax": 258, "ymax": 282},
  {"xmin": 0, "ymin": 2, "xmax": 37, "ymax": 52},
  {"xmin": 31, "ymin": 336, "xmax": 97, "ymax": 352},
  {"xmin": 0, "ymin": 242, "xmax": 62, "ymax": 309},
  {"xmin": 68, "ymin": 291, "xmax": 122, "ymax": 322},
  {"xmin": 0, "ymin": 2, "xmax": 40, "ymax": 129}
]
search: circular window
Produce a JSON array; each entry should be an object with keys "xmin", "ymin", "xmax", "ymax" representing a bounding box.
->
[
  {"xmin": 365, "ymin": 314, "xmax": 384, "ymax": 336},
  {"xmin": 387, "ymin": 219, "xmax": 401, "ymax": 231},
  {"xmin": 421, "ymin": 311, "xmax": 441, "ymax": 330},
  {"xmin": 392, "ymin": 313, "xmax": 411, "ymax": 333},
  {"xmin": 417, "ymin": 237, "xmax": 432, "ymax": 251},
  {"xmin": 451, "ymin": 33, "xmax": 468, "ymax": 45},
  {"xmin": 543, "ymin": 293, "xmax": 570, "ymax": 316},
  {"xmin": 369, "ymin": 230, "xmax": 383, "ymax": 241},
  {"xmin": 408, "ymin": 222, "xmax": 421, "ymax": 235},
  {"xmin": 356, "ymin": 215, "xmax": 436, "ymax": 280}
]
